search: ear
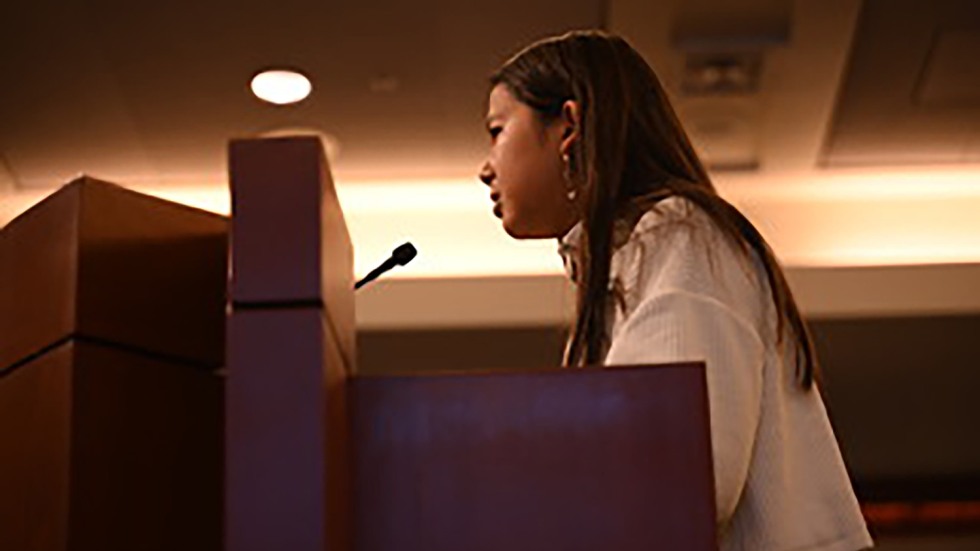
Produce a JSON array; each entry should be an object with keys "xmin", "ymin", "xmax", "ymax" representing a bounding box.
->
[{"xmin": 558, "ymin": 100, "xmax": 581, "ymax": 156}]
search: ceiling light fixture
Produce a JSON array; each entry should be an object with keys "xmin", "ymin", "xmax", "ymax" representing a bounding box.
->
[{"xmin": 250, "ymin": 69, "xmax": 312, "ymax": 105}]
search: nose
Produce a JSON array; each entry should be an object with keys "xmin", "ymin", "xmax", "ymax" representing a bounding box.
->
[{"xmin": 478, "ymin": 161, "xmax": 494, "ymax": 187}]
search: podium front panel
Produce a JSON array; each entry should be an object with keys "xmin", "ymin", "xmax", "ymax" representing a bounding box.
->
[{"xmin": 351, "ymin": 363, "xmax": 717, "ymax": 551}]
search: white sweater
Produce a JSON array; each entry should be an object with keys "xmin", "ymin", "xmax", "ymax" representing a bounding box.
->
[{"xmin": 558, "ymin": 197, "xmax": 873, "ymax": 551}]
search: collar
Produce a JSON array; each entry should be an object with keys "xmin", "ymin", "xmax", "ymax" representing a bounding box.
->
[
  {"xmin": 556, "ymin": 205, "xmax": 645, "ymax": 285},
  {"xmin": 557, "ymin": 221, "xmax": 584, "ymax": 282}
]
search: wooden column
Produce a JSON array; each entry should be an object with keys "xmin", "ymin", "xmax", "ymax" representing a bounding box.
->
[{"xmin": 226, "ymin": 136, "xmax": 355, "ymax": 551}]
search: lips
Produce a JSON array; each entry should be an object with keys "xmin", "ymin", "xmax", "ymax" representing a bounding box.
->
[{"xmin": 490, "ymin": 192, "xmax": 502, "ymax": 218}]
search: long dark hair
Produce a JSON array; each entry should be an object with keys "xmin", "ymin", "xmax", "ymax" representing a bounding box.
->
[{"xmin": 490, "ymin": 30, "xmax": 818, "ymax": 390}]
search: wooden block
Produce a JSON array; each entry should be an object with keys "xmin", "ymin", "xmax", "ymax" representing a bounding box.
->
[
  {"xmin": 228, "ymin": 136, "xmax": 354, "ymax": 369},
  {"xmin": 0, "ymin": 177, "xmax": 228, "ymax": 371}
]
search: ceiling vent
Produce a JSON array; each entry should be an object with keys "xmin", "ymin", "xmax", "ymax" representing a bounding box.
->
[{"xmin": 681, "ymin": 51, "xmax": 763, "ymax": 96}]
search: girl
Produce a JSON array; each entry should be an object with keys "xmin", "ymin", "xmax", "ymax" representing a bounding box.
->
[{"xmin": 478, "ymin": 30, "xmax": 873, "ymax": 551}]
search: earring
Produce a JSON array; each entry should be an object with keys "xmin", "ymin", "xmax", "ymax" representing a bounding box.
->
[{"xmin": 562, "ymin": 153, "xmax": 578, "ymax": 201}]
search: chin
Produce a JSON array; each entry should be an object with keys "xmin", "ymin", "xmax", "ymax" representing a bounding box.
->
[
  {"xmin": 502, "ymin": 219, "xmax": 559, "ymax": 240},
  {"xmin": 500, "ymin": 217, "xmax": 521, "ymax": 238},
  {"xmin": 503, "ymin": 224, "xmax": 528, "ymax": 239}
]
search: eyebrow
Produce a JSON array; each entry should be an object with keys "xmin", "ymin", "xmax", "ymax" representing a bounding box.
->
[{"xmin": 485, "ymin": 114, "xmax": 501, "ymax": 129}]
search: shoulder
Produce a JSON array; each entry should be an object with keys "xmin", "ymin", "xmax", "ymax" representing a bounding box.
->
[
  {"xmin": 618, "ymin": 195, "xmax": 773, "ymax": 337},
  {"xmin": 627, "ymin": 196, "xmax": 752, "ymax": 285}
]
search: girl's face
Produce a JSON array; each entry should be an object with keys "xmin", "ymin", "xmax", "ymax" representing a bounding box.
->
[{"xmin": 479, "ymin": 84, "xmax": 581, "ymax": 239}]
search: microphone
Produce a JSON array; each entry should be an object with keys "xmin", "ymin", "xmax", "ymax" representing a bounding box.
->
[{"xmin": 354, "ymin": 242, "xmax": 417, "ymax": 290}]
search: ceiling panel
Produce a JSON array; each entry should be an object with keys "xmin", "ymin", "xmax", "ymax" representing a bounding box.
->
[
  {"xmin": 822, "ymin": 0, "xmax": 980, "ymax": 167},
  {"xmin": 915, "ymin": 29, "xmax": 980, "ymax": 106}
]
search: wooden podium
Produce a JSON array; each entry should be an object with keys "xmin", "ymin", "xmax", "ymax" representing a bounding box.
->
[
  {"xmin": 0, "ymin": 137, "xmax": 718, "ymax": 550},
  {"xmin": 224, "ymin": 136, "xmax": 718, "ymax": 551}
]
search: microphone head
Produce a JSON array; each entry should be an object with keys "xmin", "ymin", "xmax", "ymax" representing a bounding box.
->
[{"xmin": 392, "ymin": 242, "xmax": 417, "ymax": 266}]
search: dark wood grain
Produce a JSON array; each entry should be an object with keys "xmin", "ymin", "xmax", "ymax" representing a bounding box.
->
[
  {"xmin": 68, "ymin": 340, "xmax": 223, "ymax": 551},
  {"xmin": 0, "ymin": 339, "xmax": 223, "ymax": 551},
  {"xmin": 0, "ymin": 342, "xmax": 73, "ymax": 551}
]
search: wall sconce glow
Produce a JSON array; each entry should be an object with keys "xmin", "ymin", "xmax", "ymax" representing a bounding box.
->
[{"xmin": 250, "ymin": 69, "xmax": 312, "ymax": 105}]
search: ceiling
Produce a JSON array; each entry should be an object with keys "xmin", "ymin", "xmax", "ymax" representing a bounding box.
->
[
  {"xmin": 1, "ymin": 0, "xmax": 977, "ymax": 191},
  {"xmin": 0, "ymin": 0, "xmax": 602, "ymax": 188},
  {"xmin": 823, "ymin": 0, "xmax": 980, "ymax": 166}
]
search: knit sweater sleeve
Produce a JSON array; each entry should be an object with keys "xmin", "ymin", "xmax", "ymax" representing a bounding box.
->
[{"xmin": 604, "ymin": 287, "xmax": 765, "ymax": 527}]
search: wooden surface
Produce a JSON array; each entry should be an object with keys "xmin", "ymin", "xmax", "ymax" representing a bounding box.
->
[
  {"xmin": 0, "ymin": 342, "xmax": 73, "ymax": 550},
  {"xmin": 73, "ymin": 177, "xmax": 228, "ymax": 367},
  {"xmin": 0, "ymin": 184, "xmax": 80, "ymax": 371},
  {"xmin": 69, "ymin": 339, "xmax": 223, "ymax": 550},
  {"xmin": 0, "ymin": 178, "xmax": 226, "ymax": 550},
  {"xmin": 226, "ymin": 136, "xmax": 354, "ymax": 551},
  {"xmin": 0, "ymin": 177, "xmax": 228, "ymax": 372},
  {"xmin": 228, "ymin": 136, "xmax": 354, "ymax": 369},
  {"xmin": 351, "ymin": 363, "xmax": 718, "ymax": 551},
  {"xmin": 0, "ymin": 339, "xmax": 223, "ymax": 551},
  {"xmin": 226, "ymin": 309, "xmax": 351, "ymax": 551}
]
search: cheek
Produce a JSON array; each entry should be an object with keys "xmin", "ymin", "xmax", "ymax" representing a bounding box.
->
[
  {"xmin": 497, "ymin": 138, "xmax": 558, "ymax": 203},
  {"xmin": 500, "ymin": 159, "xmax": 566, "ymax": 235}
]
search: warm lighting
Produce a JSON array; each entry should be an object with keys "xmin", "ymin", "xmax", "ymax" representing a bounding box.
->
[
  {"xmin": 716, "ymin": 165, "xmax": 980, "ymax": 267},
  {"xmin": 718, "ymin": 165, "xmax": 980, "ymax": 201},
  {"xmin": 0, "ymin": 190, "xmax": 56, "ymax": 229},
  {"xmin": 122, "ymin": 179, "xmax": 563, "ymax": 280},
  {"xmin": 4, "ymin": 167, "xmax": 980, "ymax": 278},
  {"xmin": 336, "ymin": 180, "xmax": 563, "ymax": 279},
  {"xmin": 249, "ymin": 69, "xmax": 312, "ymax": 105}
]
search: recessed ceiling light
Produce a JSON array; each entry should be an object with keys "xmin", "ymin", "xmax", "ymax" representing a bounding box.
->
[{"xmin": 250, "ymin": 69, "xmax": 312, "ymax": 105}]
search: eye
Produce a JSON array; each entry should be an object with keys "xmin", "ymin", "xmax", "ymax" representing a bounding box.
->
[{"xmin": 488, "ymin": 126, "xmax": 503, "ymax": 140}]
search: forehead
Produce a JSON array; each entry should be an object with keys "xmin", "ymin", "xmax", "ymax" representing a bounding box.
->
[{"xmin": 486, "ymin": 84, "xmax": 518, "ymax": 118}]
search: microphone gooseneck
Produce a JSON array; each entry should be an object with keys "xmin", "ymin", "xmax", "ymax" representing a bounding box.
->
[{"xmin": 354, "ymin": 242, "xmax": 417, "ymax": 290}]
